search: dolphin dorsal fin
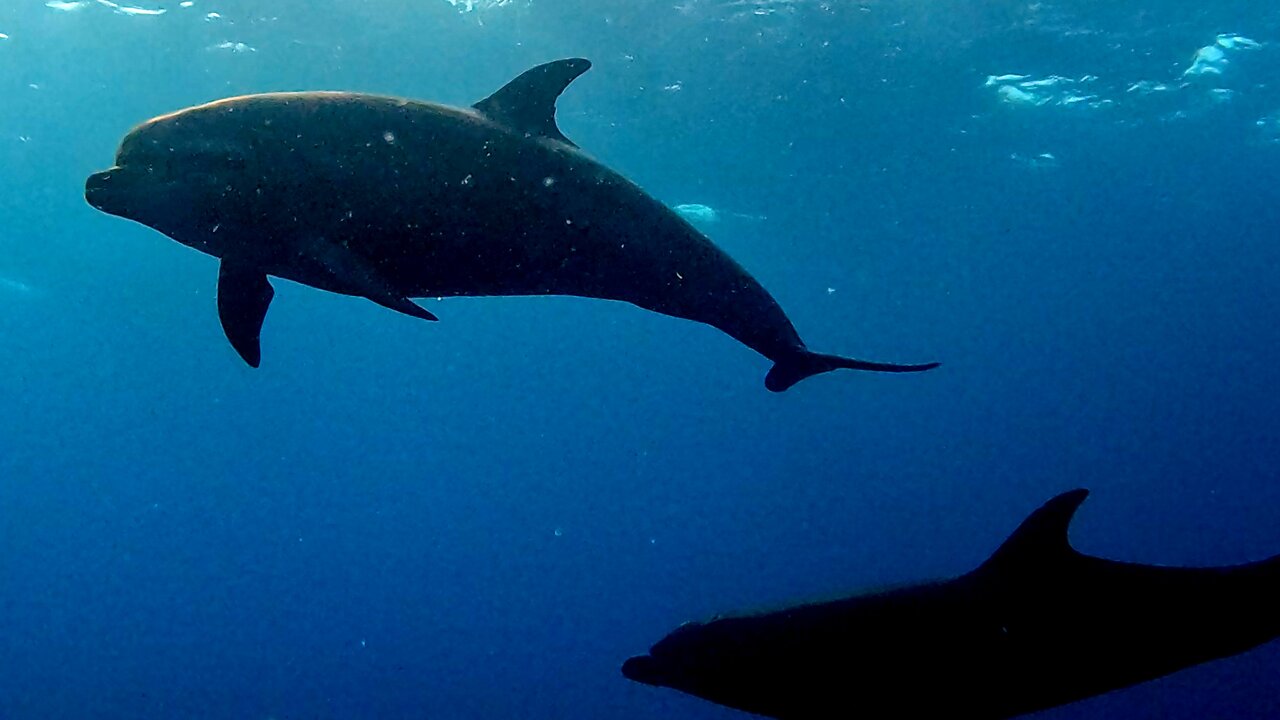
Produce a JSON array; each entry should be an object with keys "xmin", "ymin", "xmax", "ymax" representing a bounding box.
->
[
  {"xmin": 981, "ymin": 489, "xmax": 1089, "ymax": 573},
  {"xmin": 473, "ymin": 58, "xmax": 592, "ymax": 147}
]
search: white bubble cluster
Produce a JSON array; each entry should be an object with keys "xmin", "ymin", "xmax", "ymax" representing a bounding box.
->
[
  {"xmin": 443, "ymin": 0, "xmax": 525, "ymax": 13},
  {"xmin": 986, "ymin": 33, "xmax": 1266, "ymax": 116}
]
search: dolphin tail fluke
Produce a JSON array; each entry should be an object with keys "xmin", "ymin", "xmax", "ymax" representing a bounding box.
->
[{"xmin": 764, "ymin": 350, "xmax": 939, "ymax": 392}]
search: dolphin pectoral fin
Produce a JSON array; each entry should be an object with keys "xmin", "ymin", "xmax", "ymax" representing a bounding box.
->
[
  {"xmin": 764, "ymin": 350, "xmax": 940, "ymax": 392},
  {"xmin": 473, "ymin": 58, "xmax": 592, "ymax": 147},
  {"xmin": 216, "ymin": 260, "xmax": 274, "ymax": 368},
  {"xmin": 313, "ymin": 240, "xmax": 439, "ymax": 323},
  {"xmin": 368, "ymin": 294, "xmax": 439, "ymax": 323}
]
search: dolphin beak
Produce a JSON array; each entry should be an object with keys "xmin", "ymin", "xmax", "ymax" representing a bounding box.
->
[
  {"xmin": 621, "ymin": 655, "xmax": 666, "ymax": 686},
  {"xmin": 85, "ymin": 167, "xmax": 123, "ymax": 214}
]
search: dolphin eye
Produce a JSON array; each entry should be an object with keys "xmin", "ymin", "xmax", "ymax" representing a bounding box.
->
[
  {"xmin": 125, "ymin": 141, "xmax": 248, "ymax": 177},
  {"xmin": 145, "ymin": 149, "xmax": 248, "ymax": 179},
  {"xmin": 189, "ymin": 150, "xmax": 248, "ymax": 172}
]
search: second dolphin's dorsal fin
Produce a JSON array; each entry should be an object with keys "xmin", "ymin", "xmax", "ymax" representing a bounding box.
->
[
  {"xmin": 473, "ymin": 58, "xmax": 592, "ymax": 147},
  {"xmin": 980, "ymin": 489, "xmax": 1090, "ymax": 573}
]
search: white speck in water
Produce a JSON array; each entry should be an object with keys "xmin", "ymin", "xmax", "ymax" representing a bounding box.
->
[
  {"xmin": 360, "ymin": 639, "xmax": 367, "ymax": 648},
  {"xmin": 210, "ymin": 41, "xmax": 255, "ymax": 53},
  {"xmin": 827, "ymin": 287, "xmax": 836, "ymax": 294},
  {"xmin": 383, "ymin": 131, "xmax": 396, "ymax": 144},
  {"xmin": 461, "ymin": 174, "xmax": 472, "ymax": 186},
  {"xmin": 675, "ymin": 272, "xmax": 684, "ymax": 280},
  {"xmin": 542, "ymin": 176, "xmax": 555, "ymax": 187},
  {"xmin": 553, "ymin": 527, "xmax": 563, "ymax": 537}
]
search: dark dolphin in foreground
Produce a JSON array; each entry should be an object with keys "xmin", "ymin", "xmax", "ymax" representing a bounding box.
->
[
  {"xmin": 84, "ymin": 58, "xmax": 937, "ymax": 391},
  {"xmin": 623, "ymin": 489, "xmax": 1280, "ymax": 718}
]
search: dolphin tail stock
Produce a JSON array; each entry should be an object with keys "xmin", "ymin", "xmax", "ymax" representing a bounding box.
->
[{"xmin": 764, "ymin": 349, "xmax": 940, "ymax": 392}]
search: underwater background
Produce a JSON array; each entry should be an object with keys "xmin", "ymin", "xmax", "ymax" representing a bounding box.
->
[{"xmin": 1, "ymin": 0, "xmax": 1280, "ymax": 717}]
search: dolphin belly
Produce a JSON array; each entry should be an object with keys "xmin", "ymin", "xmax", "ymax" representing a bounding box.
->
[{"xmin": 273, "ymin": 131, "xmax": 809, "ymax": 362}]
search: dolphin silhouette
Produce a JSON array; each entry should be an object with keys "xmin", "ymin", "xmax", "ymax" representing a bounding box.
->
[
  {"xmin": 624, "ymin": 489, "xmax": 1280, "ymax": 718},
  {"xmin": 84, "ymin": 59, "xmax": 936, "ymax": 391}
]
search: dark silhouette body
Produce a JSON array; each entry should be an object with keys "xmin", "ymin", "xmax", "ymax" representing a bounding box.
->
[
  {"xmin": 623, "ymin": 490, "xmax": 1280, "ymax": 718},
  {"xmin": 84, "ymin": 59, "xmax": 936, "ymax": 390}
]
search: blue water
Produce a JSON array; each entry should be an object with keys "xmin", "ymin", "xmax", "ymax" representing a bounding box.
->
[{"xmin": 2, "ymin": 1, "xmax": 1279, "ymax": 718}]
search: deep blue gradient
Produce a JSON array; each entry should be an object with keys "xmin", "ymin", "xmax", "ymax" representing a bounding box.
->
[{"xmin": 1, "ymin": 1, "xmax": 1279, "ymax": 718}]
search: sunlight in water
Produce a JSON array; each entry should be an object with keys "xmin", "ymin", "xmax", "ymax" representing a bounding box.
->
[{"xmin": 444, "ymin": 0, "xmax": 525, "ymax": 12}]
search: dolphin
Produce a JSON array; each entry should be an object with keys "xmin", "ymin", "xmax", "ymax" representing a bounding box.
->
[
  {"xmin": 84, "ymin": 58, "xmax": 937, "ymax": 391},
  {"xmin": 623, "ymin": 489, "xmax": 1280, "ymax": 718}
]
